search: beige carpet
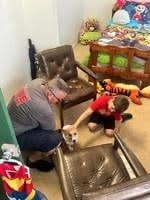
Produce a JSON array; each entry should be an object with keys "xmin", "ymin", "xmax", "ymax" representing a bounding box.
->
[{"xmin": 31, "ymin": 44, "xmax": 150, "ymax": 200}]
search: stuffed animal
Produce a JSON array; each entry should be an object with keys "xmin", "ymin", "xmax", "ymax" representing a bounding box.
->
[
  {"xmin": 140, "ymin": 86, "xmax": 150, "ymax": 98},
  {"xmin": 99, "ymin": 79, "xmax": 150, "ymax": 105},
  {"xmin": 79, "ymin": 19, "xmax": 101, "ymax": 45},
  {"xmin": 97, "ymin": 82, "xmax": 104, "ymax": 93},
  {"xmin": 112, "ymin": 0, "xmax": 126, "ymax": 16}
]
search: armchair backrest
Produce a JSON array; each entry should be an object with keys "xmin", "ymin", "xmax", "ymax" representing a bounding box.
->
[{"xmin": 36, "ymin": 45, "xmax": 78, "ymax": 81}]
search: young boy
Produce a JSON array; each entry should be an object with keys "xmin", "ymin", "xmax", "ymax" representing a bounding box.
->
[{"xmin": 65, "ymin": 94, "xmax": 132, "ymax": 137}]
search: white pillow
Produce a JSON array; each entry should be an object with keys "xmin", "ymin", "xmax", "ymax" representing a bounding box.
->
[{"xmin": 113, "ymin": 9, "xmax": 130, "ymax": 25}]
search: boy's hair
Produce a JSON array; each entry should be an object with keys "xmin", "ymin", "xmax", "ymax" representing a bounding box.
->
[
  {"xmin": 113, "ymin": 95, "xmax": 129, "ymax": 113},
  {"xmin": 48, "ymin": 77, "xmax": 68, "ymax": 93}
]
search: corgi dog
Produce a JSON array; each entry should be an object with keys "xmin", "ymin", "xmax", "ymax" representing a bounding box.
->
[{"xmin": 62, "ymin": 125, "xmax": 79, "ymax": 151}]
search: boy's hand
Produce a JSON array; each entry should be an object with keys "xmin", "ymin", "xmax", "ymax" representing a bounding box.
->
[
  {"xmin": 114, "ymin": 127, "xmax": 120, "ymax": 133},
  {"xmin": 63, "ymin": 124, "xmax": 78, "ymax": 132},
  {"xmin": 115, "ymin": 120, "xmax": 121, "ymax": 133}
]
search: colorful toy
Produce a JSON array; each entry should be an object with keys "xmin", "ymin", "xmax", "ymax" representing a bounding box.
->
[
  {"xmin": 97, "ymin": 82, "xmax": 104, "ymax": 94},
  {"xmin": 117, "ymin": 0, "xmax": 126, "ymax": 8},
  {"xmin": 140, "ymin": 86, "xmax": 150, "ymax": 98},
  {"xmin": 79, "ymin": 19, "xmax": 101, "ymax": 45},
  {"xmin": 99, "ymin": 79, "xmax": 150, "ymax": 105},
  {"xmin": 113, "ymin": 0, "xmax": 126, "ymax": 15}
]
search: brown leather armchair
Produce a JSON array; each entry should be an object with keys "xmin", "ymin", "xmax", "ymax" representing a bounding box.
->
[
  {"xmin": 82, "ymin": 174, "xmax": 150, "ymax": 200},
  {"xmin": 53, "ymin": 134, "xmax": 148, "ymax": 200},
  {"xmin": 35, "ymin": 45, "xmax": 97, "ymax": 128}
]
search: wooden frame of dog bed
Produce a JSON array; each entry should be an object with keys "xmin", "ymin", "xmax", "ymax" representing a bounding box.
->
[{"xmin": 88, "ymin": 42, "xmax": 150, "ymax": 88}]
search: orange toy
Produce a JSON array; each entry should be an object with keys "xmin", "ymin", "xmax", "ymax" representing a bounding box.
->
[{"xmin": 101, "ymin": 79, "xmax": 142, "ymax": 105}]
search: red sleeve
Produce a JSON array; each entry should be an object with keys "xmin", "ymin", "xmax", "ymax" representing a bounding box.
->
[{"xmin": 90, "ymin": 95, "xmax": 110, "ymax": 112}]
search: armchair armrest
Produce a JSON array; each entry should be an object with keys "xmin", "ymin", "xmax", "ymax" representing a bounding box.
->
[
  {"xmin": 114, "ymin": 133, "xmax": 147, "ymax": 177},
  {"xmin": 82, "ymin": 174, "xmax": 150, "ymax": 200},
  {"xmin": 75, "ymin": 61, "xmax": 98, "ymax": 80},
  {"xmin": 53, "ymin": 147, "xmax": 76, "ymax": 200}
]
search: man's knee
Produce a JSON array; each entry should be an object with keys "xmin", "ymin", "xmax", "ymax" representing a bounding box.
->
[
  {"xmin": 51, "ymin": 131, "xmax": 63, "ymax": 147},
  {"xmin": 43, "ymin": 142, "xmax": 61, "ymax": 157},
  {"xmin": 105, "ymin": 129, "xmax": 114, "ymax": 137},
  {"xmin": 42, "ymin": 131, "xmax": 63, "ymax": 153}
]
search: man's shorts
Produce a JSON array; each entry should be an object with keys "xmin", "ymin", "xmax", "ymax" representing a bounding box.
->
[
  {"xmin": 89, "ymin": 112, "xmax": 115, "ymax": 130},
  {"xmin": 16, "ymin": 128, "xmax": 63, "ymax": 152}
]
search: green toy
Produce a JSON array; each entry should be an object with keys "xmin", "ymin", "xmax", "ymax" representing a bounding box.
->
[
  {"xmin": 97, "ymin": 53, "xmax": 110, "ymax": 65},
  {"xmin": 113, "ymin": 55, "xmax": 128, "ymax": 67},
  {"xmin": 80, "ymin": 32, "xmax": 101, "ymax": 45},
  {"xmin": 82, "ymin": 53, "xmax": 144, "ymax": 69},
  {"xmin": 79, "ymin": 19, "xmax": 101, "ymax": 45}
]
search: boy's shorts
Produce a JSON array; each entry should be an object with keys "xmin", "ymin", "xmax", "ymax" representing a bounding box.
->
[
  {"xmin": 89, "ymin": 112, "xmax": 115, "ymax": 130},
  {"xmin": 16, "ymin": 128, "xmax": 62, "ymax": 152}
]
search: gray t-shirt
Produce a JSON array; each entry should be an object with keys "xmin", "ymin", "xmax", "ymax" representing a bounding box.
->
[{"xmin": 8, "ymin": 78, "xmax": 56, "ymax": 136}]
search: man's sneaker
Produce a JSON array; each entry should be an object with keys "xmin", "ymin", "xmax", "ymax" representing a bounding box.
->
[
  {"xmin": 121, "ymin": 113, "xmax": 133, "ymax": 123},
  {"xmin": 26, "ymin": 158, "xmax": 55, "ymax": 172}
]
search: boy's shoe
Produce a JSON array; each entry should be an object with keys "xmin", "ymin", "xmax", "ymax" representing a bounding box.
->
[
  {"xmin": 26, "ymin": 158, "xmax": 55, "ymax": 172},
  {"xmin": 121, "ymin": 113, "xmax": 133, "ymax": 123}
]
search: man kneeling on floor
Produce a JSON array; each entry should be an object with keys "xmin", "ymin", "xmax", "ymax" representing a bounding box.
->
[{"xmin": 8, "ymin": 77, "xmax": 68, "ymax": 172}]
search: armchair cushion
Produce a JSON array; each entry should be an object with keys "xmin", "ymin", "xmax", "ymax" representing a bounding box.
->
[
  {"xmin": 63, "ymin": 78, "xmax": 96, "ymax": 105},
  {"xmin": 82, "ymin": 174, "xmax": 150, "ymax": 200},
  {"xmin": 61, "ymin": 144, "xmax": 130, "ymax": 199}
]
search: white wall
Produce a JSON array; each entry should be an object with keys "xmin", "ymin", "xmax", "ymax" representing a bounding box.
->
[
  {"xmin": 57, "ymin": 0, "xmax": 84, "ymax": 46},
  {"xmin": 84, "ymin": 0, "xmax": 115, "ymax": 30},
  {"xmin": 23, "ymin": 0, "xmax": 60, "ymax": 52},
  {"xmin": 23, "ymin": 0, "xmax": 84, "ymax": 49},
  {"xmin": 0, "ymin": 0, "xmax": 30, "ymax": 103},
  {"xmin": 0, "ymin": 0, "xmax": 84, "ymax": 103},
  {"xmin": 0, "ymin": 0, "xmax": 116, "ymax": 103}
]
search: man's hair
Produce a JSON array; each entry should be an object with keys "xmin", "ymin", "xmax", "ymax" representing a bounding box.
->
[
  {"xmin": 113, "ymin": 95, "xmax": 129, "ymax": 113},
  {"xmin": 47, "ymin": 77, "xmax": 68, "ymax": 93}
]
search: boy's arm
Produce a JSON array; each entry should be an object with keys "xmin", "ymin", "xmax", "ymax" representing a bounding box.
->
[
  {"xmin": 74, "ymin": 107, "xmax": 93, "ymax": 128},
  {"xmin": 115, "ymin": 120, "xmax": 122, "ymax": 133},
  {"xmin": 65, "ymin": 107, "xmax": 93, "ymax": 131}
]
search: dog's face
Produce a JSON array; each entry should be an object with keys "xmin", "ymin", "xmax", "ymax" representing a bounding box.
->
[{"xmin": 62, "ymin": 125, "xmax": 79, "ymax": 150}]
